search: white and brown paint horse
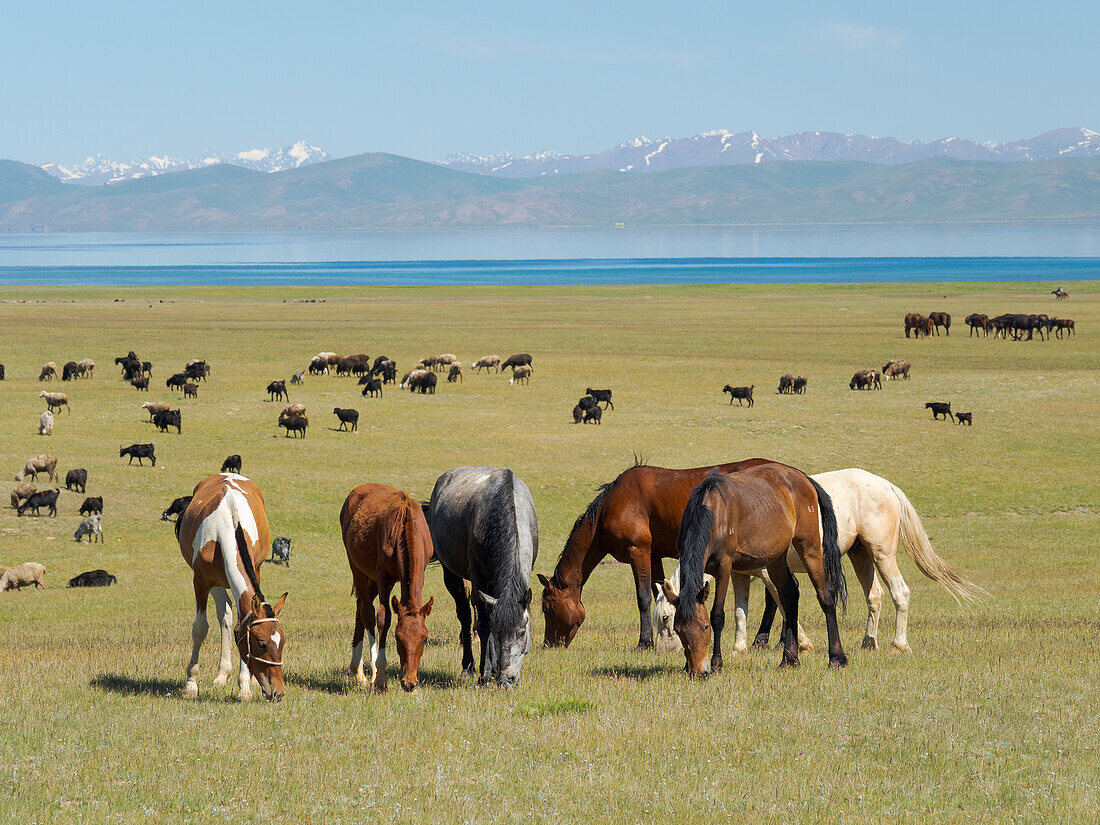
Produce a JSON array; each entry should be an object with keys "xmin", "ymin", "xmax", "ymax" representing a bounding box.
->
[
  {"xmin": 178, "ymin": 473, "xmax": 287, "ymax": 701},
  {"xmin": 340, "ymin": 483, "xmax": 434, "ymax": 692},
  {"xmin": 657, "ymin": 468, "xmax": 987, "ymax": 656}
]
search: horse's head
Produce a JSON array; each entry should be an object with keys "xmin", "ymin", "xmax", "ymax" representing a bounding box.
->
[
  {"xmin": 391, "ymin": 595, "xmax": 433, "ymax": 692},
  {"xmin": 651, "ymin": 581, "xmax": 677, "ymax": 639},
  {"xmin": 476, "ymin": 587, "xmax": 533, "ymax": 687},
  {"xmin": 538, "ymin": 573, "xmax": 584, "ymax": 647},
  {"xmin": 663, "ymin": 578, "xmax": 712, "ymax": 677},
  {"xmin": 235, "ymin": 592, "xmax": 288, "ymax": 701}
]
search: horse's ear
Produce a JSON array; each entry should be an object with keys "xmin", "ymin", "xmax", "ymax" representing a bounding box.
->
[
  {"xmin": 661, "ymin": 579, "xmax": 678, "ymax": 605},
  {"xmin": 272, "ymin": 592, "xmax": 288, "ymax": 616},
  {"xmin": 651, "ymin": 581, "xmax": 661, "ymax": 600},
  {"xmin": 250, "ymin": 593, "xmax": 263, "ymax": 616},
  {"xmin": 474, "ymin": 590, "xmax": 498, "ymax": 607},
  {"xmin": 536, "ymin": 573, "xmax": 552, "ymax": 589},
  {"xmin": 524, "ymin": 588, "xmax": 533, "ymax": 609},
  {"xmin": 419, "ymin": 597, "xmax": 433, "ymax": 618},
  {"xmin": 697, "ymin": 580, "xmax": 712, "ymax": 604},
  {"xmin": 391, "ymin": 594, "xmax": 402, "ymax": 615}
]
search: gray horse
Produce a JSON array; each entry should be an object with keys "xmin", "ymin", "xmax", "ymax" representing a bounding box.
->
[{"xmin": 427, "ymin": 466, "xmax": 538, "ymax": 687}]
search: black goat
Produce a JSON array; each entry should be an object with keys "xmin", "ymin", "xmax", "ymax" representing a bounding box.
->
[
  {"xmin": 80, "ymin": 496, "xmax": 104, "ymax": 516},
  {"xmin": 360, "ymin": 377, "xmax": 383, "ymax": 398},
  {"xmin": 65, "ymin": 468, "xmax": 88, "ymax": 493},
  {"xmin": 333, "ymin": 407, "xmax": 359, "ymax": 431},
  {"xmin": 723, "ymin": 385, "xmax": 754, "ymax": 407},
  {"xmin": 162, "ymin": 495, "xmax": 193, "ymax": 521},
  {"xmin": 220, "ymin": 454, "xmax": 242, "ymax": 473},
  {"xmin": 18, "ymin": 488, "xmax": 60, "ymax": 517},
  {"xmin": 120, "ymin": 443, "xmax": 156, "ymax": 465},
  {"xmin": 925, "ymin": 402, "xmax": 954, "ymax": 421},
  {"xmin": 279, "ymin": 415, "xmax": 308, "ymax": 438},
  {"xmin": 153, "ymin": 409, "xmax": 182, "ymax": 434},
  {"xmin": 585, "ymin": 388, "xmax": 614, "ymax": 409},
  {"xmin": 68, "ymin": 570, "xmax": 117, "ymax": 588}
]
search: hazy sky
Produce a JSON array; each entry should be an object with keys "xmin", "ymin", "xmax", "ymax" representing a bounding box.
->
[{"xmin": 4, "ymin": 1, "xmax": 1095, "ymax": 163}]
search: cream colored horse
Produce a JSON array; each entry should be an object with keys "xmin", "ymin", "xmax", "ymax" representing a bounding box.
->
[{"xmin": 657, "ymin": 468, "xmax": 986, "ymax": 655}]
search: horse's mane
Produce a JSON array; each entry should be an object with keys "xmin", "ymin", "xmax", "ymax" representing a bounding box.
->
[
  {"xmin": 552, "ymin": 455, "xmax": 648, "ymax": 583},
  {"xmin": 482, "ymin": 469, "xmax": 529, "ymax": 635},
  {"xmin": 675, "ymin": 469, "xmax": 724, "ymax": 624},
  {"xmin": 395, "ymin": 495, "xmax": 425, "ymax": 606}
]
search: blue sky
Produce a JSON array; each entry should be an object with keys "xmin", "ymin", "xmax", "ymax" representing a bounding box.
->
[{"xmin": 3, "ymin": 1, "xmax": 1095, "ymax": 163}]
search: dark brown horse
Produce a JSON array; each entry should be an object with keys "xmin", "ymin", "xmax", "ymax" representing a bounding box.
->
[
  {"xmin": 928, "ymin": 312, "xmax": 951, "ymax": 336},
  {"xmin": 664, "ymin": 465, "xmax": 847, "ymax": 675},
  {"xmin": 904, "ymin": 313, "xmax": 926, "ymax": 338},
  {"xmin": 340, "ymin": 484, "xmax": 434, "ymax": 692},
  {"xmin": 539, "ymin": 459, "xmax": 773, "ymax": 649}
]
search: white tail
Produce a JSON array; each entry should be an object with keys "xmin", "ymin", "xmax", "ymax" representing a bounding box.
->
[{"xmin": 889, "ymin": 483, "xmax": 989, "ymax": 604}]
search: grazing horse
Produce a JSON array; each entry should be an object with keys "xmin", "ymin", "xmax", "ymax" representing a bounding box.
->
[
  {"xmin": 340, "ymin": 484, "xmax": 434, "ymax": 692},
  {"xmin": 928, "ymin": 312, "xmax": 951, "ymax": 336},
  {"xmin": 665, "ymin": 465, "xmax": 847, "ymax": 674},
  {"xmin": 427, "ymin": 466, "xmax": 538, "ymax": 687},
  {"xmin": 904, "ymin": 313, "xmax": 926, "ymax": 338},
  {"xmin": 177, "ymin": 474, "xmax": 287, "ymax": 701},
  {"xmin": 539, "ymin": 458, "xmax": 773, "ymax": 649}
]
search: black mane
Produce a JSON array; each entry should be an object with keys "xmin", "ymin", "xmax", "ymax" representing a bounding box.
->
[
  {"xmin": 675, "ymin": 469, "xmax": 724, "ymax": 623},
  {"xmin": 482, "ymin": 469, "xmax": 529, "ymax": 635}
]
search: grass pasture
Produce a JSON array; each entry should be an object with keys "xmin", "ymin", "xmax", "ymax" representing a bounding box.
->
[{"xmin": 0, "ymin": 281, "xmax": 1097, "ymax": 824}]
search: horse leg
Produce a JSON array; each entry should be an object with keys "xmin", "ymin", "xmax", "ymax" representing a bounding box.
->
[
  {"xmin": 629, "ymin": 551, "xmax": 655, "ymax": 650},
  {"xmin": 373, "ymin": 580, "xmax": 392, "ymax": 692},
  {"xmin": 847, "ymin": 544, "xmax": 883, "ymax": 650},
  {"xmin": 708, "ymin": 564, "xmax": 732, "ymax": 672},
  {"xmin": 211, "ymin": 588, "xmax": 234, "ymax": 687},
  {"xmin": 752, "ymin": 585, "xmax": 778, "ymax": 648},
  {"xmin": 758, "ymin": 561, "xmax": 814, "ymax": 652},
  {"xmin": 350, "ymin": 573, "xmax": 376, "ymax": 686},
  {"xmin": 184, "ymin": 578, "xmax": 211, "ymax": 699},
  {"xmin": 476, "ymin": 595, "xmax": 493, "ymax": 686},
  {"xmin": 766, "ymin": 560, "xmax": 800, "ymax": 668},
  {"xmin": 869, "ymin": 544, "xmax": 912, "ymax": 653},
  {"xmin": 729, "ymin": 572, "xmax": 750, "ymax": 656},
  {"xmin": 442, "ymin": 568, "xmax": 475, "ymax": 674},
  {"xmin": 791, "ymin": 533, "xmax": 848, "ymax": 668}
]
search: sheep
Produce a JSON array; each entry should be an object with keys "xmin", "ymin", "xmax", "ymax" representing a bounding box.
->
[
  {"xmin": 447, "ymin": 363, "xmax": 463, "ymax": 383},
  {"xmin": 409, "ymin": 372, "xmax": 437, "ymax": 394},
  {"xmin": 267, "ymin": 380, "xmax": 288, "ymax": 402},
  {"xmin": 77, "ymin": 359, "xmax": 95, "ymax": 378},
  {"xmin": 509, "ymin": 365, "xmax": 533, "ymax": 385},
  {"xmin": 131, "ymin": 377, "xmax": 149, "ymax": 391},
  {"xmin": 183, "ymin": 383, "xmax": 198, "ymax": 399},
  {"xmin": 0, "ymin": 562, "xmax": 47, "ymax": 591},
  {"xmin": 39, "ymin": 410, "xmax": 54, "ymax": 436},
  {"xmin": 308, "ymin": 356, "xmax": 329, "ymax": 375},
  {"xmin": 955, "ymin": 412, "xmax": 973, "ymax": 426},
  {"xmin": 278, "ymin": 415, "xmax": 308, "ymax": 438},
  {"xmin": 62, "ymin": 361, "xmax": 79, "ymax": 381},
  {"xmin": 572, "ymin": 405, "xmax": 584, "ymax": 424},
  {"xmin": 473, "ymin": 356, "xmax": 501, "ymax": 373},
  {"xmin": 10, "ymin": 483, "xmax": 36, "ymax": 509},
  {"xmin": 79, "ymin": 496, "xmax": 103, "ymax": 516},
  {"xmin": 777, "ymin": 374, "xmax": 794, "ymax": 394},
  {"xmin": 501, "ymin": 353, "xmax": 533, "ymax": 371},
  {"xmin": 220, "ymin": 455, "xmax": 242, "ymax": 474},
  {"xmin": 39, "ymin": 391, "xmax": 70, "ymax": 414},
  {"xmin": 883, "ymin": 359, "xmax": 912, "ymax": 381},
  {"xmin": 279, "ymin": 403, "xmax": 308, "ymax": 422},
  {"xmin": 142, "ymin": 401, "xmax": 171, "ymax": 421},
  {"xmin": 39, "ymin": 362, "xmax": 57, "ymax": 381},
  {"xmin": 793, "ymin": 375, "xmax": 808, "ymax": 394},
  {"xmin": 333, "ymin": 407, "xmax": 359, "ymax": 431},
  {"xmin": 68, "ymin": 570, "xmax": 117, "ymax": 587},
  {"xmin": 290, "ymin": 371, "xmax": 305, "ymax": 385},
  {"xmin": 74, "ymin": 514, "xmax": 103, "ymax": 543},
  {"xmin": 583, "ymin": 406, "xmax": 603, "ymax": 424},
  {"xmin": 15, "ymin": 454, "xmax": 58, "ymax": 483},
  {"xmin": 400, "ymin": 369, "xmax": 429, "ymax": 390},
  {"xmin": 65, "ymin": 468, "xmax": 88, "ymax": 493},
  {"xmin": 271, "ymin": 537, "xmax": 292, "ymax": 566},
  {"xmin": 437, "ymin": 353, "xmax": 458, "ymax": 367}
]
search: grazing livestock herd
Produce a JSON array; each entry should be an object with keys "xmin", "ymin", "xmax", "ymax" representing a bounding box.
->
[{"xmin": 963, "ymin": 312, "xmax": 1076, "ymax": 340}]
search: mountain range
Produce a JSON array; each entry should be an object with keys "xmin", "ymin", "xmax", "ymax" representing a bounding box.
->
[{"xmin": 4, "ymin": 151, "xmax": 1100, "ymax": 232}]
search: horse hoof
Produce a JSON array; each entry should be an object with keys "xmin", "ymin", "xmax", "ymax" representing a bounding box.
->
[
  {"xmin": 778, "ymin": 658, "xmax": 800, "ymax": 670},
  {"xmin": 237, "ymin": 690, "xmax": 253, "ymax": 702},
  {"xmin": 892, "ymin": 642, "xmax": 912, "ymax": 654},
  {"xmin": 636, "ymin": 641, "xmax": 655, "ymax": 652},
  {"xmin": 183, "ymin": 682, "xmax": 198, "ymax": 699},
  {"xmin": 828, "ymin": 656, "xmax": 848, "ymax": 669},
  {"xmin": 861, "ymin": 636, "xmax": 878, "ymax": 651},
  {"xmin": 751, "ymin": 635, "xmax": 770, "ymax": 649},
  {"xmin": 211, "ymin": 673, "xmax": 230, "ymax": 688}
]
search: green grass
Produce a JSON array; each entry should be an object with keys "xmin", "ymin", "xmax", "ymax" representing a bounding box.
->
[{"xmin": 0, "ymin": 281, "xmax": 1097, "ymax": 824}]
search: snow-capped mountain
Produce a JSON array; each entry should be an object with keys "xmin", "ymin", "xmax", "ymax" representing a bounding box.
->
[
  {"xmin": 41, "ymin": 141, "xmax": 327, "ymax": 186},
  {"xmin": 438, "ymin": 128, "xmax": 1100, "ymax": 177}
]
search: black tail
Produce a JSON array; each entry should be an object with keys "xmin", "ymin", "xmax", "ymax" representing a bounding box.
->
[
  {"xmin": 675, "ymin": 470, "xmax": 722, "ymax": 623},
  {"xmin": 807, "ymin": 476, "xmax": 846, "ymax": 611}
]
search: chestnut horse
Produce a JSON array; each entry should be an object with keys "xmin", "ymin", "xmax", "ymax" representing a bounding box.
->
[
  {"xmin": 539, "ymin": 458, "xmax": 773, "ymax": 649},
  {"xmin": 178, "ymin": 473, "xmax": 287, "ymax": 701},
  {"xmin": 665, "ymin": 465, "xmax": 847, "ymax": 675},
  {"xmin": 340, "ymin": 484, "xmax": 434, "ymax": 692}
]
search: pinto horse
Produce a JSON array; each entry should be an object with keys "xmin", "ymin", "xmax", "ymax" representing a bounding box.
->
[
  {"xmin": 539, "ymin": 458, "xmax": 773, "ymax": 649},
  {"xmin": 664, "ymin": 465, "xmax": 847, "ymax": 674},
  {"xmin": 340, "ymin": 484, "xmax": 434, "ymax": 692},
  {"xmin": 178, "ymin": 473, "xmax": 287, "ymax": 701}
]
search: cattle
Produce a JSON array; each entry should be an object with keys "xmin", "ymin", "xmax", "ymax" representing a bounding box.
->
[
  {"xmin": 586, "ymin": 388, "xmax": 613, "ymax": 409},
  {"xmin": 69, "ymin": 569, "xmax": 117, "ymax": 588},
  {"xmin": 955, "ymin": 412, "xmax": 973, "ymax": 426},
  {"xmin": 279, "ymin": 403, "xmax": 308, "ymax": 422},
  {"xmin": 65, "ymin": 468, "xmax": 88, "ymax": 493},
  {"xmin": 39, "ymin": 362, "xmax": 57, "ymax": 381},
  {"xmin": 142, "ymin": 400, "xmax": 171, "ymax": 421},
  {"xmin": 131, "ymin": 376, "xmax": 149, "ymax": 391},
  {"xmin": 501, "ymin": 353, "xmax": 533, "ymax": 371},
  {"xmin": 153, "ymin": 409, "xmax": 182, "ymax": 434},
  {"xmin": 39, "ymin": 411, "xmax": 54, "ymax": 436},
  {"xmin": 777, "ymin": 374, "xmax": 794, "ymax": 394},
  {"xmin": 447, "ymin": 363, "xmax": 463, "ymax": 383},
  {"xmin": 18, "ymin": 488, "xmax": 60, "ymax": 517},
  {"xmin": 279, "ymin": 415, "xmax": 308, "ymax": 437},
  {"xmin": 882, "ymin": 359, "xmax": 912, "ymax": 381},
  {"xmin": 333, "ymin": 407, "xmax": 359, "ymax": 432},
  {"xmin": 161, "ymin": 495, "xmax": 192, "ymax": 521},
  {"xmin": 473, "ymin": 356, "xmax": 501, "ymax": 373},
  {"xmin": 120, "ymin": 444, "xmax": 156, "ymax": 466},
  {"xmin": 572, "ymin": 404, "xmax": 584, "ymax": 424},
  {"xmin": 793, "ymin": 375, "xmax": 808, "ymax": 394},
  {"xmin": 583, "ymin": 406, "xmax": 603, "ymax": 424},
  {"xmin": 183, "ymin": 383, "xmax": 198, "ymax": 398},
  {"xmin": 360, "ymin": 378, "xmax": 383, "ymax": 398},
  {"xmin": 39, "ymin": 391, "xmax": 70, "ymax": 414},
  {"xmin": 925, "ymin": 402, "xmax": 954, "ymax": 421},
  {"xmin": 271, "ymin": 537, "xmax": 292, "ymax": 566},
  {"xmin": 267, "ymin": 380, "xmax": 289, "ymax": 402},
  {"xmin": 928, "ymin": 312, "xmax": 951, "ymax": 336},
  {"xmin": 410, "ymin": 372, "xmax": 438, "ymax": 394},
  {"xmin": 850, "ymin": 370, "xmax": 881, "ymax": 390},
  {"xmin": 74, "ymin": 514, "xmax": 103, "ymax": 543},
  {"xmin": 15, "ymin": 454, "xmax": 58, "ymax": 483},
  {"xmin": 290, "ymin": 371, "xmax": 305, "ymax": 385},
  {"xmin": 79, "ymin": 496, "xmax": 103, "ymax": 516},
  {"xmin": 0, "ymin": 562, "xmax": 47, "ymax": 591},
  {"xmin": 220, "ymin": 455, "xmax": 242, "ymax": 473},
  {"xmin": 722, "ymin": 385, "xmax": 754, "ymax": 406},
  {"xmin": 509, "ymin": 365, "xmax": 533, "ymax": 386},
  {"xmin": 308, "ymin": 356, "xmax": 329, "ymax": 375},
  {"xmin": 62, "ymin": 361, "xmax": 79, "ymax": 381},
  {"xmin": 11, "ymin": 483, "xmax": 36, "ymax": 510}
]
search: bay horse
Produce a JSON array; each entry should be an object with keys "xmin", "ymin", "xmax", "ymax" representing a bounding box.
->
[
  {"xmin": 664, "ymin": 465, "xmax": 847, "ymax": 674},
  {"xmin": 427, "ymin": 466, "xmax": 538, "ymax": 687},
  {"xmin": 340, "ymin": 484, "xmax": 434, "ymax": 692},
  {"xmin": 539, "ymin": 458, "xmax": 773, "ymax": 649},
  {"xmin": 177, "ymin": 473, "xmax": 287, "ymax": 701}
]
